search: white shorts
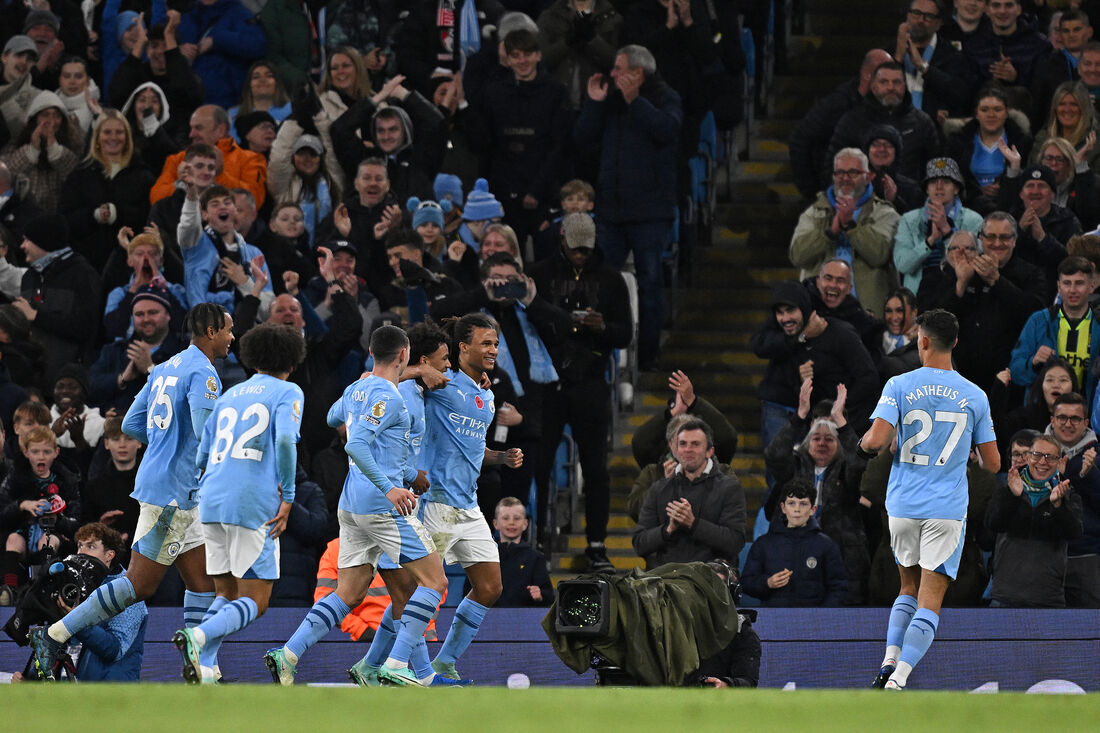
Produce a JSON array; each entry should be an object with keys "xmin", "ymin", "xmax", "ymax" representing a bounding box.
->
[
  {"xmin": 132, "ymin": 502, "xmax": 204, "ymax": 565},
  {"xmin": 420, "ymin": 501, "xmax": 498, "ymax": 568},
  {"xmin": 203, "ymin": 522, "xmax": 280, "ymax": 580},
  {"xmin": 889, "ymin": 517, "xmax": 967, "ymax": 580},
  {"xmin": 337, "ymin": 509, "xmax": 436, "ymax": 570}
]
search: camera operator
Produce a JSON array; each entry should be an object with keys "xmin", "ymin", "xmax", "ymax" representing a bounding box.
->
[{"xmin": 690, "ymin": 560, "xmax": 761, "ymax": 688}]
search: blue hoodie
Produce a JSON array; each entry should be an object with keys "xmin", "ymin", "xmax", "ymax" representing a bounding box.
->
[{"xmin": 177, "ymin": 0, "xmax": 267, "ymax": 109}]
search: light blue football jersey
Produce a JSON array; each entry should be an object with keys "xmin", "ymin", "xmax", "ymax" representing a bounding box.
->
[
  {"xmin": 122, "ymin": 344, "xmax": 220, "ymax": 510},
  {"xmin": 196, "ymin": 374, "xmax": 303, "ymax": 529},
  {"xmin": 870, "ymin": 366, "xmax": 996, "ymax": 520},
  {"xmin": 398, "ymin": 379, "xmax": 426, "ymax": 467},
  {"xmin": 422, "ymin": 369, "xmax": 494, "ymax": 510},
  {"xmin": 330, "ymin": 375, "xmax": 418, "ymax": 515}
]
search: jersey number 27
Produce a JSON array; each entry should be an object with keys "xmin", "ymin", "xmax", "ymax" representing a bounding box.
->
[{"xmin": 899, "ymin": 409, "xmax": 968, "ymax": 467}]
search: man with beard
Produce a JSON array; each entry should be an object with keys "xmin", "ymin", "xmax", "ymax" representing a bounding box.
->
[
  {"xmin": 826, "ymin": 61, "xmax": 939, "ymax": 182},
  {"xmin": 892, "ymin": 0, "xmax": 978, "ymax": 119},
  {"xmin": 90, "ymin": 285, "xmax": 189, "ymax": 413},
  {"xmin": 791, "ymin": 148, "xmax": 901, "ymax": 318}
]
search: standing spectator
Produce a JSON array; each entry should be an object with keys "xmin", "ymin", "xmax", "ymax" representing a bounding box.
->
[
  {"xmin": 14, "ymin": 215, "xmax": 101, "ymax": 384},
  {"xmin": 323, "ymin": 0, "xmax": 398, "ymax": 84},
  {"xmin": 2, "ymin": 90, "xmax": 82, "ymax": 214},
  {"xmin": 55, "ymin": 57, "xmax": 100, "ymax": 141},
  {"xmin": 23, "ymin": 9, "xmax": 69, "ymax": 92},
  {"xmin": 538, "ymin": 0, "xmax": 622, "ymax": 111},
  {"xmin": 329, "ymin": 157, "xmax": 402, "ymax": 299},
  {"xmin": 574, "ymin": 45, "xmax": 681, "ymax": 370},
  {"xmin": 528, "ymin": 213, "xmax": 632, "ymax": 568},
  {"xmin": 176, "ymin": 0, "xmax": 267, "ymax": 110},
  {"xmin": 99, "ymin": 0, "xmax": 166, "ymax": 92},
  {"xmin": 1031, "ymin": 9, "xmax": 1093, "ymax": 129},
  {"xmin": 267, "ymin": 133, "xmax": 340, "ymax": 247},
  {"xmin": 49, "ymin": 363, "xmax": 107, "ymax": 476},
  {"xmin": 253, "ymin": 202, "xmax": 317, "ymax": 294},
  {"xmin": 258, "ymin": 0, "xmax": 314, "ymax": 96},
  {"xmin": 632, "ymin": 417, "xmax": 746, "ymax": 570},
  {"xmin": 61, "ymin": 110, "xmax": 154, "ymax": 273},
  {"xmin": 630, "ymin": 370, "xmax": 738, "ymax": 471},
  {"xmin": 862, "ymin": 124, "xmax": 923, "ymax": 215},
  {"xmin": 80, "ymin": 418, "xmax": 142, "ymax": 547},
  {"xmin": 227, "ymin": 60, "xmax": 292, "ymax": 140},
  {"xmin": 790, "ymin": 147, "xmax": 902, "ymax": 317},
  {"xmin": 0, "ymin": 36, "xmax": 42, "ymax": 141},
  {"xmin": 394, "ymin": 0, "xmax": 506, "ymax": 93},
  {"xmin": 892, "ymin": 0, "xmax": 979, "ymax": 119},
  {"xmin": 0, "ymin": 160, "xmax": 43, "ymax": 261},
  {"xmin": 1057, "ymin": 393, "xmax": 1100, "ymax": 607},
  {"xmin": 803, "ymin": 259, "xmax": 879, "ymax": 353},
  {"xmin": 964, "ymin": 0, "xmax": 1052, "ymax": 108}
]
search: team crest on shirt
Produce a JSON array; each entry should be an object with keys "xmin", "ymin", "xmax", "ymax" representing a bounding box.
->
[
  {"xmin": 371, "ymin": 400, "xmax": 386, "ymax": 418},
  {"xmin": 806, "ymin": 556, "xmax": 818, "ymax": 569},
  {"xmin": 292, "ymin": 400, "xmax": 302, "ymax": 419},
  {"xmin": 475, "ymin": 395, "xmax": 484, "ymax": 409},
  {"xmin": 206, "ymin": 377, "xmax": 218, "ymax": 393},
  {"xmin": 166, "ymin": 542, "xmax": 182, "ymax": 558}
]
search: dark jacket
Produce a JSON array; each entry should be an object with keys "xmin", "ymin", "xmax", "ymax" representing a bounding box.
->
[
  {"xmin": 1000, "ymin": 201, "xmax": 1082, "ymax": 290},
  {"xmin": 944, "ymin": 115, "xmax": 1034, "ymax": 215},
  {"xmin": 965, "ymin": 14, "xmax": 1053, "ymax": 89},
  {"xmin": 750, "ymin": 281, "xmax": 880, "ymax": 429},
  {"xmin": 0, "ymin": 460, "xmax": 81, "ymax": 538},
  {"xmin": 789, "ymin": 77, "xmax": 864, "ymax": 200},
  {"xmin": 741, "ymin": 515, "xmax": 848, "ymax": 607},
  {"xmin": 573, "ymin": 76, "xmax": 682, "ymax": 223},
  {"xmin": 337, "ymin": 191, "xmax": 401, "ymax": 299},
  {"xmin": 986, "ymin": 478, "xmax": 1083, "ymax": 607},
  {"xmin": 916, "ymin": 37, "xmax": 981, "ymax": 118},
  {"xmin": 763, "ymin": 413, "xmax": 869, "ymax": 605},
  {"xmin": 527, "ymin": 247, "xmax": 632, "ymax": 382},
  {"xmin": 270, "ymin": 472, "xmax": 328, "ymax": 607},
  {"xmin": 394, "ymin": 0, "xmax": 505, "ymax": 91},
  {"xmin": 1031, "ymin": 49, "xmax": 1082, "ymax": 129},
  {"xmin": 107, "ymin": 49, "xmax": 204, "ymax": 142},
  {"xmin": 826, "ymin": 91, "xmax": 940, "ymax": 182},
  {"xmin": 537, "ymin": 0, "xmax": 623, "ymax": 110},
  {"xmin": 0, "ymin": 187, "xmax": 44, "ymax": 261},
  {"xmin": 802, "ymin": 277, "xmax": 881, "ymax": 355},
  {"xmin": 919, "ymin": 254, "xmax": 1046, "ymax": 395},
  {"xmin": 630, "ymin": 396, "xmax": 738, "ymax": 470},
  {"xmin": 1066, "ymin": 445, "xmax": 1100, "ymax": 556},
  {"xmin": 998, "ymin": 165, "xmax": 1100, "ymax": 232},
  {"xmin": 80, "ymin": 462, "xmax": 140, "ymax": 546},
  {"xmin": 88, "ymin": 331, "xmax": 188, "ymax": 414},
  {"xmin": 21, "ymin": 250, "xmax": 103, "ymax": 384},
  {"xmin": 496, "ymin": 541, "xmax": 554, "ymax": 607},
  {"xmin": 632, "ymin": 460, "xmax": 747, "ymax": 569},
  {"xmin": 61, "ymin": 160, "xmax": 155, "ymax": 273}
]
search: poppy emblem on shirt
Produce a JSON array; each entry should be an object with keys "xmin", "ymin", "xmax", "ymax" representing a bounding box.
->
[
  {"xmin": 475, "ymin": 395, "xmax": 484, "ymax": 409},
  {"xmin": 206, "ymin": 377, "xmax": 218, "ymax": 393},
  {"xmin": 806, "ymin": 556, "xmax": 818, "ymax": 569},
  {"xmin": 371, "ymin": 400, "xmax": 386, "ymax": 418}
]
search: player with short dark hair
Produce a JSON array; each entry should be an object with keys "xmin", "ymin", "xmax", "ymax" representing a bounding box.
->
[{"xmin": 859, "ymin": 308, "xmax": 999, "ymax": 689}]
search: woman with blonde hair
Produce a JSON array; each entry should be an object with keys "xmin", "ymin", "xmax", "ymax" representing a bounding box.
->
[
  {"xmin": 1000, "ymin": 135, "xmax": 1100, "ymax": 230},
  {"xmin": 1031, "ymin": 81, "xmax": 1100, "ymax": 171},
  {"xmin": 60, "ymin": 109, "xmax": 154, "ymax": 271}
]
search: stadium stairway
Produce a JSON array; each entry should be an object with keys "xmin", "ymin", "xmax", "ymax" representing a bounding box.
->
[{"xmin": 548, "ymin": 0, "xmax": 901, "ymax": 581}]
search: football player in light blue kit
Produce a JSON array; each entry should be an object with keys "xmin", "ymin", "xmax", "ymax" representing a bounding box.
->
[
  {"xmin": 29, "ymin": 304, "xmax": 234, "ymax": 680},
  {"xmin": 422, "ymin": 313, "xmax": 523, "ymax": 681},
  {"xmin": 265, "ymin": 325, "xmax": 450, "ymax": 687},
  {"xmin": 859, "ymin": 309, "xmax": 999, "ymax": 690},
  {"xmin": 174, "ymin": 322, "xmax": 307, "ymax": 683}
]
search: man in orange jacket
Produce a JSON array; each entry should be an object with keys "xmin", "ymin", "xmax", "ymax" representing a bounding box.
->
[{"xmin": 150, "ymin": 104, "xmax": 266, "ymax": 208}]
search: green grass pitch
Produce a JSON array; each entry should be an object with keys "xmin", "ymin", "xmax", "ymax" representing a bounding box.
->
[{"xmin": 5, "ymin": 686, "xmax": 1096, "ymax": 732}]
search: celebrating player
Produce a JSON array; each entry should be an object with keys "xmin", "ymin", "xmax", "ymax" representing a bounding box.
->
[
  {"xmin": 30, "ymin": 304, "xmax": 234, "ymax": 680},
  {"xmin": 858, "ymin": 309, "xmax": 999, "ymax": 690},
  {"xmin": 422, "ymin": 313, "xmax": 523, "ymax": 681},
  {"xmin": 265, "ymin": 325, "xmax": 451, "ymax": 687}
]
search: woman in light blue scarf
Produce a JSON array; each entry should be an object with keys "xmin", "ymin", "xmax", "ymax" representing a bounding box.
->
[{"xmin": 893, "ymin": 157, "xmax": 984, "ymax": 293}]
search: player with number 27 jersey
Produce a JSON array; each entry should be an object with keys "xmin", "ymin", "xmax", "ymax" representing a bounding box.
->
[
  {"xmin": 123, "ymin": 344, "xmax": 222, "ymax": 510},
  {"xmin": 870, "ymin": 367, "xmax": 996, "ymax": 520}
]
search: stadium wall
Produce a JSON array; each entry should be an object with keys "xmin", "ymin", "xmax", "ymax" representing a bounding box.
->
[{"xmin": 2, "ymin": 608, "xmax": 1097, "ymax": 690}]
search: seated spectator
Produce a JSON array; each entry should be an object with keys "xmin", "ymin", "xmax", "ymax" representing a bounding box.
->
[
  {"xmin": 803, "ymin": 258, "xmax": 879, "ymax": 353},
  {"xmin": 1000, "ymin": 136, "xmax": 1100, "ymax": 232},
  {"xmin": 1010, "ymin": 256, "xmax": 1098, "ymax": 404},
  {"xmin": 1030, "ymin": 81, "xmax": 1100, "ymax": 173},
  {"xmin": 50, "ymin": 363, "xmax": 106, "ymax": 476},
  {"xmin": 894, "ymin": 157, "xmax": 984, "ymax": 294},
  {"xmin": 944, "ymin": 86, "xmax": 1033, "ymax": 216},
  {"xmin": 0, "ymin": 426, "xmax": 80, "ymax": 595},
  {"xmin": 826, "ymin": 60, "xmax": 939, "ymax": 183},
  {"xmin": 103, "ymin": 228, "xmax": 186, "ymax": 341},
  {"xmin": 1003, "ymin": 163, "xmax": 1082, "ymax": 287},
  {"xmin": 964, "ymin": 0, "xmax": 1051, "ymax": 109},
  {"xmin": 89, "ymin": 285, "xmax": 188, "ymax": 414},
  {"xmin": 328, "ymin": 76, "xmax": 448, "ymax": 203},
  {"xmin": 79, "ymin": 417, "xmax": 141, "ymax": 550},
  {"xmin": 253, "ymin": 202, "xmax": 318, "ymax": 294},
  {"xmin": 149, "ymin": 104, "xmax": 268, "ymax": 209},
  {"xmin": 538, "ymin": 0, "xmax": 623, "ymax": 112},
  {"xmin": 987, "ymin": 432, "xmax": 1083, "ymax": 607},
  {"xmin": 878, "ymin": 287, "xmax": 921, "ymax": 379},
  {"xmin": 267, "ymin": 133, "xmax": 340, "ymax": 247},
  {"xmin": 228, "ymin": 59, "xmax": 292, "ymax": 141},
  {"xmin": 107, "ymin": 14, "xmax": 204, "ymax": 144},
  {"xmin": 491, "ymin": 497, "xmax": 553, "ymax": 607},
  {"xmin": 891, "ymin": 0, "xmax": 979, "ymax": 119},
  {"xmin": 791, "ymin": 147, "xmax": 902, "ymax": 317},
  {"xmin": 764, "ymin": 382, "xmax": 870, "ymax": 604},
  {"xmin": 741, "ymin": 477, "xmax": 847, "ymax": 607},
  {"xmin": 992, "ymin": 357, "xmax": 1077, "ymax": 464},
  {"xmin": 862, "ymin": 124, "xmax": 923, "ymax": 215},
  {"xmin": 269, "ymin": 465, "xmax": 328, "ymax": 607},
  {"xmin": 1, "ymin": 90, "xmax": 81, "ymax": 214},
  {"xmin": 176, "ymin": 0, "xmax": 267, "ymax": 110},
  {"xmin": 120, "ymin": 82, "xmax": 177, "ymax": 178},
  {"xmin": 55, "ymin": 57, "xmax": 100, "ymax": 141},
  {"xmin": 234, "ymin": 110, "xmax": 277, "ymax": 157},
  {"xmin": 632, "ymin": 417, "xmax": 746, "ymax": 570},
  {"xmin": 14, "ymin": 215, "xmax": 102, "ymax": 384},
  {"xmin": 0, "ymin": 36, "xmax": 42, "ymax": 142},
  {"xmin": 918, "ymin": 221, "xmax": 1045, "ymax": 396},
  {"xmin": 178, "ymin": 183, "xmax": 274, "ymax": 315},
  {"xmin": 1055, "ymin": 392, "xmax": 1100, "ymax": 607},
  {"xmin": 0, "ymin": 314, "xmax": 45, "ymax": 401},
  {"xmin": 630, "ymin": 370, "xmax": 738, "ymax": 472},
  {"xmin": 303, "ymin": 239, "xmax": 379, "ymax": 353},
  {"xmin": 61, "ymin": 110, "xmax": 155, "ymax": 272},
  {"xmin": 1031, "ymin": 9, "xmax": 1093, "ymax": 129},
  {"xmin": 62, "ymin": 522, "xmax": 147, "ymax": 681}
]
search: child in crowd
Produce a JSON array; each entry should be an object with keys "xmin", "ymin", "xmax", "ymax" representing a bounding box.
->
[
  {"xmin": 534, "ymin": 179, "xmax": 596, "ymax": 261},
  {"xmin": 0, "ymin": 426, "xmax": 81, "ymax": 599},
  {"xmin": 492, "ymin": 497, "xmax": 553, "ymax": 607},
  {"xmin": 741, "ymin": 478, "xmax": 847, "ymax": 607},
  {"xmin": 7, "ymin": 401, "xmax": 51, "ymax": 461},
  {"xmin": 433, "ymin": 173, "xmax": 464, "ymax": 239},
  {"xmin": 407, "ymin": 197, "xmax": 452, "ymax": 261},
  {"xmin": 80, "ymin": 417, "xmax": 142, "ymax": 555}
]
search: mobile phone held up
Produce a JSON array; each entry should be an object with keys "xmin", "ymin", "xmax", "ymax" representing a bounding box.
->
[{"xmin": 493, "ymin": 280, "xmax": 527, "ymax": 300}]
